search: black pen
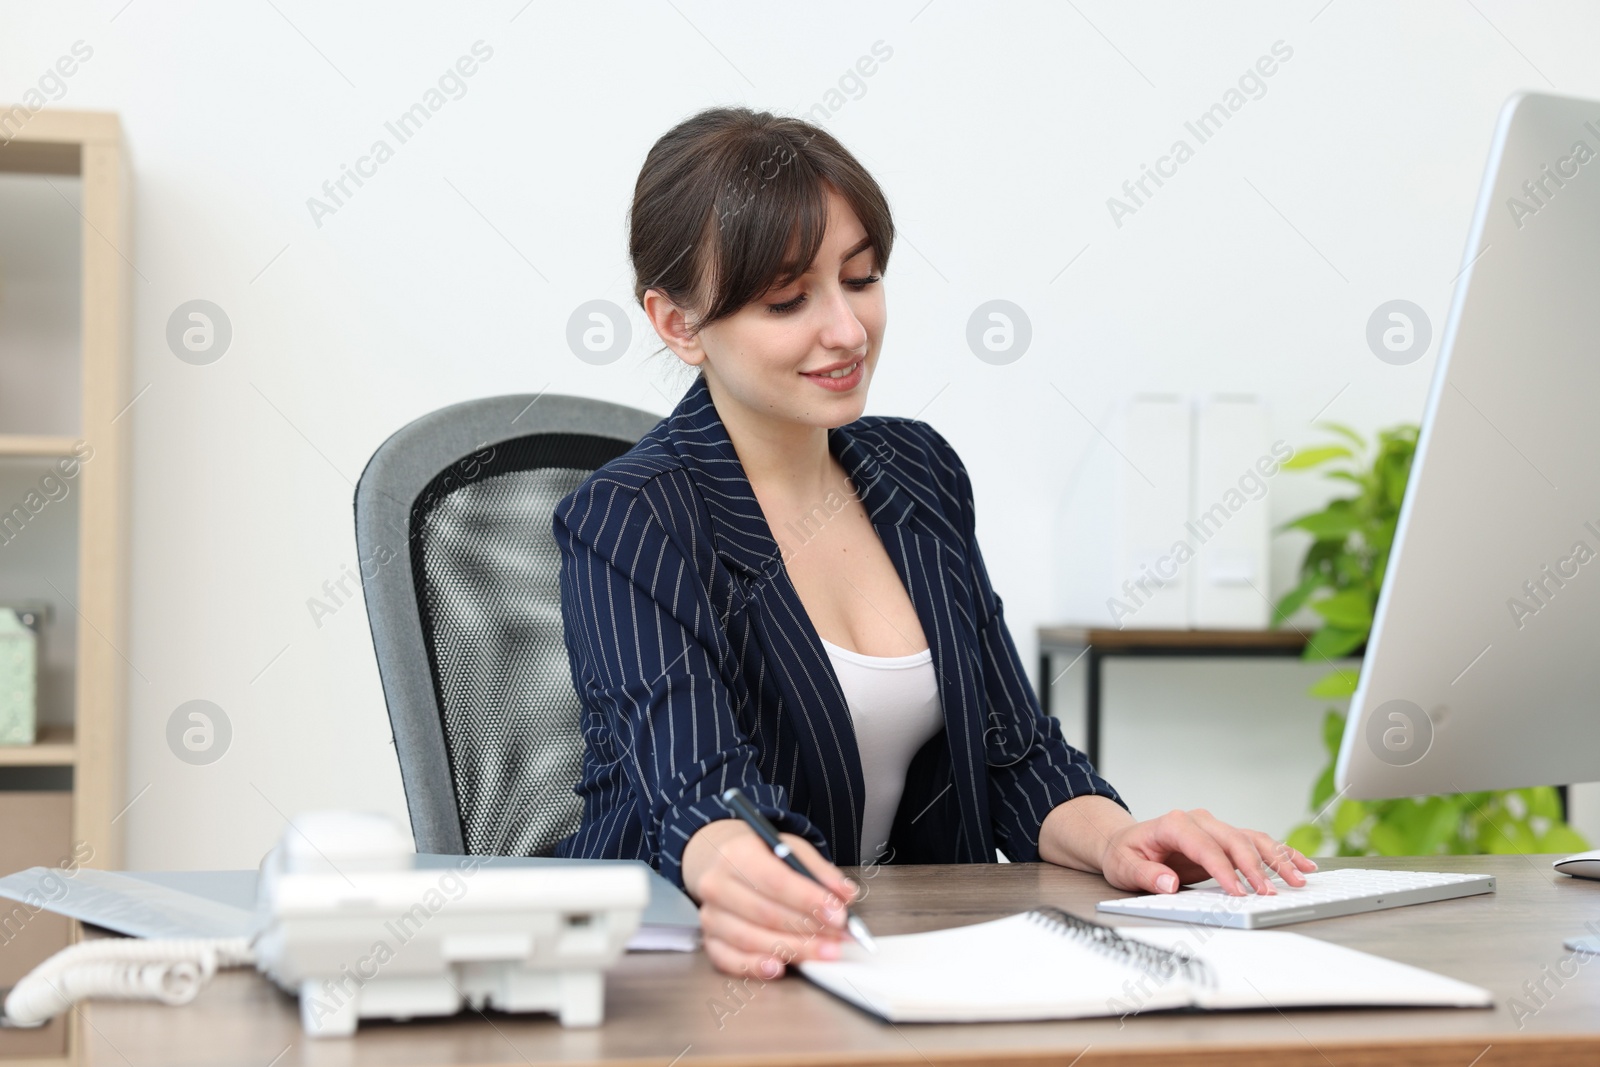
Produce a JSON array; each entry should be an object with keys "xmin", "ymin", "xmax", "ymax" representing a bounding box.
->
[{"xmin": 720, "ymin": 786, "xmax": 877, "ymax": 954}]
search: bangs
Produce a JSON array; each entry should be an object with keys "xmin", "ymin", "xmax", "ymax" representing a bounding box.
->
[
  {"xmin": 692, "ymin": 146, "xmax": 881, "ymax": 329},
  {"xmin": 631, "ymin": 107, "xmax": 894, "ymax": 338}
]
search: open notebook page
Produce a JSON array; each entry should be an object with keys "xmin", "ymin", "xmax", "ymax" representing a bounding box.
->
[
  {"xmin": 799, "ymin": 913, "xmax": 1192, "ymax": 1022},
  {"xmin": 800, "ymin": 912, "xmax": 1491, "ymax": 1023},
  {"xmin": 1122, "ymin": 925, "xmax": 1492, "ymax": 1011}
]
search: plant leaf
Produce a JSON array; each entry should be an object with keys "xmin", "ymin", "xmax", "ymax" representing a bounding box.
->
[
  {"xmin": 1308, "ymin": 671, "xmax": 1359, "ymax": 698},
  {"xmin": 1321, "ymin": 709, "xmax": 1346, "ymax": 757},
  {"xmin": 1285, "ymin": 823, "xmax": 1323, "ymax": 855},
  {"xmin": 1281, "ymin": 445, "xmax": 1354, "ymax": 470},
  {"xmin": 1310, "ymin": 588, "xmax": 1374, "ymax": 631},
  {"xmin": 1525, "ymin": 786, "xmax": 1562, "ymax": 821},
  {"xmin": 1537, "ymin": 824, "xmax": 1592, "ymax": 852},
  {"xmin": 1332, "ymin": 799, "xmax": 1368, "ymax": 838},
  {"xmin": 1367, "ymin": 820, "xmax": 1411, "ymax": 856},
  {"xmin": 1305, "ymin": 625, "xmax": 1367, "ymax": 661},
  {"xmin": 1309, "ymin": 763, "xmax": 1336, "ymax": 811},
  {"xmin": 1476, "ymin": 812, "xmax": 1539, "ymax": 854},
  {"xmin": 1315, "ymin": 422, "xmax": 1367, "ymax": 449},
  {"xmin": 1383, "ymin": 457, "xmax": 1411, "ymax": 510},
  {"xmin": 1288, "ymin": 509, "xmax": 1364, "ymax": 541},
  {"xmin": 1429, "ymin": 796, "xmax": 1464, "ymax": 849},
  {"xmin": 1272, "ymin": 571, "xmax": 1323, "ymax": 626}
]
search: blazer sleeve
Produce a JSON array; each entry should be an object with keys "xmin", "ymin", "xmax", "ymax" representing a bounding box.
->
[
  {"xmin": 554, "ymin": 472, "xmax": 831, "ymax": 890},
  {"xmin": 920, "ymin": 425, "xmax": 1131, "ymax": 862}
]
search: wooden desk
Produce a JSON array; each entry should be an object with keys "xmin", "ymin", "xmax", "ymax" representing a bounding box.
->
[{"xmin": 75, "ymin": 856, "xmax": 1600, "ymax": 1066}]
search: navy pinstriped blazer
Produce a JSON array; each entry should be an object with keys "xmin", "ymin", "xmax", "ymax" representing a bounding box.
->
[{"xmin": 551, "ymin": 373, "xmax": 1127, "ymax": 888}]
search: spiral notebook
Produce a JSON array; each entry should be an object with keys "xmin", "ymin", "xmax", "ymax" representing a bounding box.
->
[{"xmin": 798, "ymin": 907, "xmax": 1492, "ymax": 1023}]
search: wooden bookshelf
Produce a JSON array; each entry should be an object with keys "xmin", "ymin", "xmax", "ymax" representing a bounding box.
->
[
  {"xmin": 0, "ymin": 725, "xmax": 76, "ymax": 767},
  {"xmin": 0, "ymin": 435, "xmax": 82, "ymax": 459},
  {"xmin": 0, "ymin": 109, "xmax": 130, "ymax": 1067}
]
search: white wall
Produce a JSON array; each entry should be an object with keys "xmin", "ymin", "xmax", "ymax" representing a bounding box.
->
[{"xmin": 2, "ymin": 1, "xmax": 1596, "ymax": 869}]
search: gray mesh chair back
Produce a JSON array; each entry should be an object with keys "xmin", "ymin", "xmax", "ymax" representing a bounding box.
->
[{"xmin": 355, "ymin": 394, "xmax": 662, "ymax": 856}]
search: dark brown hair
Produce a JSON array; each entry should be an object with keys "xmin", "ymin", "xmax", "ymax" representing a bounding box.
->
[{"xmin": 629, "ymin": 107, "xmax": 894, "ymax": 366}]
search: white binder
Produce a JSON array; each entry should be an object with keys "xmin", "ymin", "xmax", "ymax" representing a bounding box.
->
[
  {"xmin": 1111, "ymin": 396, "xmax": 1192, "ymax": 628},
  {"xmin": 1111, "ymin": 394, "xmax": 1275, "ymax": 629},
  {"xmin": 1191, "ymin": 394, "xmax": 1272, "ymax": 628}
]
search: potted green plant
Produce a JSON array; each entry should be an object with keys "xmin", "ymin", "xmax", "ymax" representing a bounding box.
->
[{"xmin": 1274, "ymin": 422, "xmax": 1589, "ymax": 856}]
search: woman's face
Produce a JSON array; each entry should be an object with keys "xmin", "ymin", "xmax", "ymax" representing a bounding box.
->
[{"xmin": 664, "ymin": 185, "xmax": 886, "ymax": 430}]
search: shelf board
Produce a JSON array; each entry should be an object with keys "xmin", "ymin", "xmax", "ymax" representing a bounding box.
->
[
  {"xmin": 0, "ymin": 435, "xmax": 80, "ymax": 459},
  {"xmin": 0, "ymin": 725, "xmax": 76, "ymax": 767},
  {"xmin": 0, "ymin": 139, "xmax": 80, "ymax": 176},
  {"xmin": 0, "ymin": 1053, "xmax": 72, "ymax": 1067},
  {"xmin": 0, "ymin": 107, "xmax": 121, "ymax": 176}
]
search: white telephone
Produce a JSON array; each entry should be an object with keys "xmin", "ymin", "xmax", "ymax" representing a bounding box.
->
[
  {"xmin": 254, "ymin": 811, "xmax": 647, "ymax": 1034},
  {"xmin": 2, "ymin": 811, "xmax": 648, "ymax": 1037}
]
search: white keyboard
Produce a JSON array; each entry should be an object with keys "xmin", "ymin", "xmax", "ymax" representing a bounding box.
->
[{"xmin": 1096, "ymin": 868, "xmax": 1496, "ymax": 930}]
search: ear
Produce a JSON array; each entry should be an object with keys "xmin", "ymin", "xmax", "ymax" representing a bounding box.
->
[{"xmin": 642, "ymin": 288, "xmax": 706, "ymax": 368}]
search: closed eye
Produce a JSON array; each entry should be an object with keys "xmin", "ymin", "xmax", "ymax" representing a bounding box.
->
[{"xmin": 766, "ymin": 275, "xmax": 881, "ymax": 316}]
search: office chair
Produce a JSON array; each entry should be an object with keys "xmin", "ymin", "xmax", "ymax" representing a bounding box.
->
[{"xmin": 354, "ymin": 393, "xmax": 662, "ymax": 856}]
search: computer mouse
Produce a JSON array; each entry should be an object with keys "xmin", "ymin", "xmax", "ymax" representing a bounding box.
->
[{"xmin": 1552, "ymin": 850, "xmax": 1600, "ymax": 880}]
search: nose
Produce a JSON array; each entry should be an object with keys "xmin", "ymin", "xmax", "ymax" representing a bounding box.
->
[{"xmin": 816, "ymin": 282, "xmax": 869, "ymax": 355}]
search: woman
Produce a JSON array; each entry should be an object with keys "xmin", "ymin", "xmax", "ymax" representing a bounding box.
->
[{"xmin": 553, "ymin": 106, "xmax": 1315, "ymax": 979}]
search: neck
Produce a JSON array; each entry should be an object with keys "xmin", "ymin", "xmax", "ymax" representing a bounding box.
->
[{"xmin": 704, "ymin": 374, "xmax": 837, "ymax": 502}]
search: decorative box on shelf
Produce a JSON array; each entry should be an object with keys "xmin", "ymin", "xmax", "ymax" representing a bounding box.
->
[{"xmin": 0, "ymin": 605, "xmax": 41, "ymax": 745}]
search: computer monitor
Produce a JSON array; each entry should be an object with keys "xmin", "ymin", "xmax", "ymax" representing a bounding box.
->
[{"xmin": 1336, "ymin": 90, "xmax": 1600, "ymax": 802}]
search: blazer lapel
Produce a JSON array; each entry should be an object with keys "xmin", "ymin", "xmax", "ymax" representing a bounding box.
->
[
  {"xmin": 854, "ymin": 435, "xmax": 993, "ymax": 865},
  {"xmin": 666, "ymin": 375, "xmax": 991, "ymax": 865}
]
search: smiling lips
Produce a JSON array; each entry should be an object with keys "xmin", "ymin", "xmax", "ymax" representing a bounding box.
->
[{"xmin": 801, "ymin": 360, "xmax": 864, "ymax": 391}]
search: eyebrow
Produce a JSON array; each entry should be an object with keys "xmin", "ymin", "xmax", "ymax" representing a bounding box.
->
[
  {"xmin": 798, "ymin": 235, "xmax": 874, "ymax": 276},
  {"xmin": 838, "ymin": 235, "xmax": 874, "ymax": 264}
]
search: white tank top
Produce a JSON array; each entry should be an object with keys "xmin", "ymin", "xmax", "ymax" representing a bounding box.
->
[{"xmin": 818, "ymin": 635, "xmax": 944, "ymax": 862}]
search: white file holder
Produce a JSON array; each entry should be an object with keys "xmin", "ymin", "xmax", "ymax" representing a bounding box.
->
[
  {"xmin": 1191, "ymin": 394, "xmax": 1272, "ymax": 628},
  {"xmin": 1111, "ymin": 396, "xmax": 1193, "ymax": 628}
]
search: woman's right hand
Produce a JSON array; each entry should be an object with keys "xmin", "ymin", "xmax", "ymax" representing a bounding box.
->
[{"xmin": 681, "ymin": 818, "xmax": 859, "ymax": 978}]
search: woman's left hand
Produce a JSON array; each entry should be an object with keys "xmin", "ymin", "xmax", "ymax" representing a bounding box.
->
[{"xmin": 1098, "ymin": 808, "xmax": 1317, "ymax": 896}]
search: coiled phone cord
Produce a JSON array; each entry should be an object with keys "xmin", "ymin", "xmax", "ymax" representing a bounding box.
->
[{"xmin": 1, "ymin": 937, "xmax": 255, "ymax": 1028}]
